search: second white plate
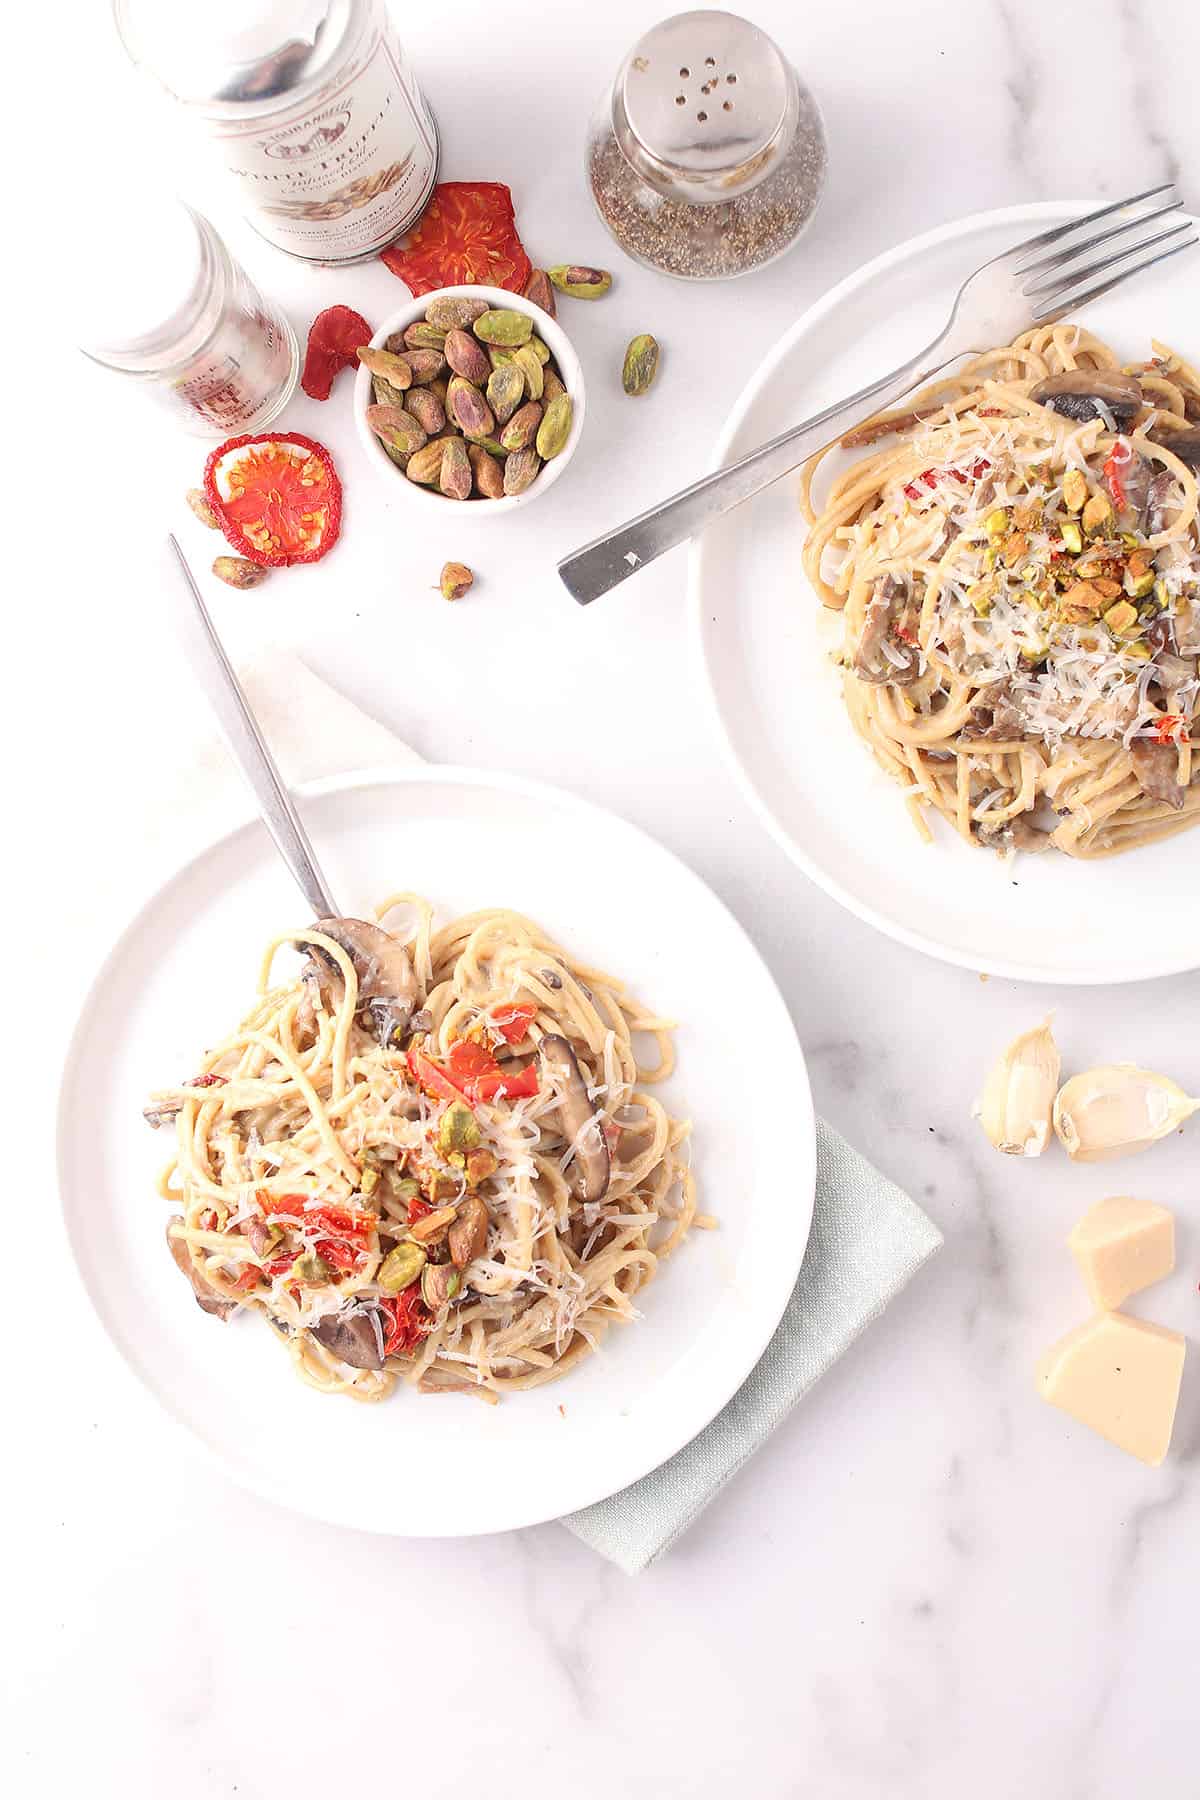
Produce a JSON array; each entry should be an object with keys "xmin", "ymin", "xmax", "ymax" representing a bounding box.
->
[
  {"xmin": 57, "ymin": 766, "xmax": 813, "ymax": 1535},
  {"xmin": 692, "ymin": 201, "xmax": 1200, "ymax": 984}
]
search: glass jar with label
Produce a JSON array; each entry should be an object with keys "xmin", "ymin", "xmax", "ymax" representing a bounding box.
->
[
  {"xmin": 78, "ymin": 203, "xmax": 299, "ymax": 437},
  {"xmin": 115, "ymin": 0, "xmax": 440, "ymax": 265},
  {"xmin": 587, "ymin": 10, "xmax": 827, "ymax": 281}
]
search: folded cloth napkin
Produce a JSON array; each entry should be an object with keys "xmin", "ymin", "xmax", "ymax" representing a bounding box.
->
[{"xmin": 143, "ymin": 649, "xmax": 943, "ymax": 1574}]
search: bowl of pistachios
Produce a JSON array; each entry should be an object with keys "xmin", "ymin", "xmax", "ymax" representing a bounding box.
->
[{"xmin": 354, "ymin": 284, "xmax": 586, "ymax": 511}]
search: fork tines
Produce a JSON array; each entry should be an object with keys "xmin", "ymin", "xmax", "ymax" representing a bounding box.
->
[{"xmin": 1006, "ymin": 183, "xmax": 1197, "ymax": 322}]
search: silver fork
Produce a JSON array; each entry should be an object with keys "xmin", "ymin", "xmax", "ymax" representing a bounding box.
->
[{"xmin": 558, "ymin": 185, "xmax": 1196, "ymax": 606}]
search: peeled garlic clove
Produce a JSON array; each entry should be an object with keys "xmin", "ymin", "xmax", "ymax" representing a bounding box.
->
[
  {"xmin": 1052, "ymin": 1064, "xmax": 1200, "ymax": 1162},
  {"xmin": 977, "ymin": 1017, "xmax": 1060, "ymax": 1156}
]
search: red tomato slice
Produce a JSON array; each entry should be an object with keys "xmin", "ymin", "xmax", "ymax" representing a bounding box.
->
[
  {"xmin": 490, "ymin": 1003, "xmax": 537, "ymax": 1043},
  {"xmin": 204, "ymin": 433, "xmax": 342, "ymax": 567},
  {"xmin": 380, "ymin": 182, "xmax": 531, "ymax": 296}
]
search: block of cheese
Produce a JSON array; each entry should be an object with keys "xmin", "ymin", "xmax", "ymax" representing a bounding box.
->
[
  {"xmin": 1037, "ymin": 1312, "xmax": 1186, "ymax": 1466},
  {"xmin": 1067, "ymin": 1196, "xmax": 1175, "ymax": 1311}
]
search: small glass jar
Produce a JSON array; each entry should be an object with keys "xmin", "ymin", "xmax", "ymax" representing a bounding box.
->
[
  {"xmin": 79, "ymin": 204, "xmax": 299, "ymax": 437},
  {"xmin": 587, "ymin": 10, "xmax": 827, "ymax": 282}
]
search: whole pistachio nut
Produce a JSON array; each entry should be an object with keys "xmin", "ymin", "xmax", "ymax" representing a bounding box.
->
[
  {"xmin": 473, "ymin": 308, "xmax": 534, "ymax": 347},
  {"xmin": 426, "ymin": 294, "xmax": 490, "ymax": 330},
  {"xmin": 404, "ymin": 347, "xmax": 447, "ymax": 383},
  {"xmin": 503, "ymin": 446, "xmax": 541, "ymax": 496},
  {"xmin": 443, "ymin": 327, "xmax": 492, "ymax": 384},
  {"xmin": 357, "ymin": 346, "xmax": 413, "ymax": 388},
  {"xmin": 186, "ymin": 487, "xmax": 220, "ymax": 529},
  {"xmin": 421, "ymin": 1261, "xmax": 462, "ymax": 1310},
  {"xmin": 377, "ymin": 1242, "xmax": 427, "ymax": 1292},
  {"xmin": 384, "ymin": 331, "xmax": 409, "ymax": 354},
  {"xmin": 548, "ymin": 264, "xmax": 612, "ymax": 299},
  {"xmin": 446, "ymin": 375, "xmax": 496, "ymax": 441},
  {"xmin": 486, "ymin": 363, "xmax": 525, "ymax": 426},
  {"xmin": 500, "ymin": 400, "xmax": 543, "ymax": 453},
  {"xmin": 372, "ymin": 373, "xmax": 409, "ymax": 411},
  {"xmin": 527, "ymin": 336, "xmax": 551, "ymax": 366},
  {"xmin": 405, "ymin": 386, "xmax": 446, "ymax": 435},
  {"xmin": 428, "ymin": 374, "xmax": 450, "ymax": 409},
  {"xmin": 365, "ymin": 404, "xmax": 428, "ymax": 455},
  {"xmin": 406, "ymin": 439, "xmax": 448, "ymax": 487},
  {"xmin": 536, "ymin": 392, "xmax": 573, "ymax": 461},
  {"xmin": 512, "ymin": 345, "xmax": 544, "ymax": 401},
  {"xmin": 522, "ymin": 267, "xmax": 557, "ymax": 318},
  {"xmin": 439, "ymin": 435, "xmax": 473, "ymax": 501},
  {"xmin": 468, "ymin": 444, "xmax": 505, "ymax": 499},
  {"xmin": 487, "ymin": 346, "xmax": 517, "ymax": 371},
  {"xmin": 440, "ymin": 561, "xmax": 474, "ymax": 600},
  {"xmin": 213, "ymin": 555, "xmax": 269, "ymax": 589},
  {"xmin": 541, "ymin": 369, "xmax": 566, "ymax": 406},
  {"xmin": 379, "ymin": 439, "xmax": 410, "ymax": 470},
  {"xmin": 623, "ymin": 333, "xmax": 660, "ymax": 397},
  {"xmin": 403, "ymin": 319, "xmax": 448, "ymax": 350},
  {"xmin": 473, "ymin": 437, "xmax": 511, "ymax": 459}
]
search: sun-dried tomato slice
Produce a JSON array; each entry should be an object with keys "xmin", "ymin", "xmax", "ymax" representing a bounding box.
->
[
  {"xmin": 301, "ymin": 304, "xmax": 373, "ymax": 400},
  {"xmin": 380, "ymin": 181, "xmax": 531, "ymax": 296},
  {"xmin": 204, "ymin": 432, "xmax": 342, "ymax": 567}
]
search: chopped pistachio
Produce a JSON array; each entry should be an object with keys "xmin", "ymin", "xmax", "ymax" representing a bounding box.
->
[
  {"xmin": 1082, "ymin": 493, "xmax": 1114, "ymax": 536},
  {"xmin": 1121, "ymin": 532, "xmax": 1140, "ymax": 552},
  {"xmin": 1002, "ymin": 531, "xmax": 1030, "ymax": 568},
  {"xmin": 1060, "ymin": 520, "xmax": 1084, "ymax": 555},
  {"xmin": 1126, "ymin": 567, "xmax": 1156, "ymax": 600},
  {"xmin": 1123, "ymin": 640, "xmax": 1152, "ymax": 661},
  {"xmin": 359, "ymin": 1165, "xmax": 380, "ymax": 1198},
  {"xmin": 967, "ymin": 579, "xmax": 994, "ymax": 616},
  {"xmin": 378, "ymin": 1242, "xmax": 427, "ymax": 1293},
  {"xmin": 1013, "ymin": 499, "xmax": 1044, "ymax": 531},
  {"xmin": 294, "ymin": 1253, "xmax": 332, "ymax": 1283},
  {"xmin": 985, "ymin": 507, "xmax": 1010, "ymax": 538},
  {"xmin": 1062, "ymin": 469, "xmax": 1089, "ymax": 513},
  {"xmin": 1104, "ymin": 600, "xmax": 1139, "ymax": 634}
]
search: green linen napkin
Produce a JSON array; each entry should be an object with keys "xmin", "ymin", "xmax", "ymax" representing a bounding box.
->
[{"xmin": 562, "ymin": 1121, "xmax": 943, "ymax": 1572}]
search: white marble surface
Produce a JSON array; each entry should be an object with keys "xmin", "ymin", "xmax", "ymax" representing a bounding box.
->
[{"xmin": 9, "ymin": 1, "xmax": 1199, "ymax": 1793}]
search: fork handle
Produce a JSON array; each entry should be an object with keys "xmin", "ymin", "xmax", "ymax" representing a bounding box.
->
[{"xmin": 558, "ymin": 333, "xmax": 961, "ymax": 606}]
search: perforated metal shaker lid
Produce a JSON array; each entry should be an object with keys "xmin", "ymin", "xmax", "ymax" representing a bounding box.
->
[{"xmin": 610, "ymin": 10, "xmax": 801, "ymax": 204}]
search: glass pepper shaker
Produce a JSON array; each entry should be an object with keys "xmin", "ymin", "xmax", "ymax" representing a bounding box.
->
[
  {"xmin": 78, "ymin": 202, "xmax": 299, "ymax": 438},
  {"xmin": 586, "ymin": 9, "xmax": 827, "ymax": 281}
]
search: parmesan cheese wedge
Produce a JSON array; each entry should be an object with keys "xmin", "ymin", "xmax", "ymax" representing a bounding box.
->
[
  {"xmin": 1068, "ymin": 1197, "xmax": 1175, "ymax": 1311},
  {"xmin": 1037, "ymin": 1312, "xmax": 1186, "ymax": 1467}
]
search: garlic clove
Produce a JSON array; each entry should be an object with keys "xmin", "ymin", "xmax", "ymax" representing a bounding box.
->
[
  {"xmin": 977, "ymin": 1017, "xmax": 1060, "ymax": 1156},
  {"xmin": 1052, "ymin": 1064, "xmax": 1200, "ymax": 1163}
]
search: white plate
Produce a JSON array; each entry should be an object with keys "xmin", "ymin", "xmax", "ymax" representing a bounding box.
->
[
  {"xmin": 692, "ymin": 201, "xmax": 1200, "ymax": 984},
  {"xmin": 57, "ymin": 766, "xmax": 813, "ymax": 1536}
]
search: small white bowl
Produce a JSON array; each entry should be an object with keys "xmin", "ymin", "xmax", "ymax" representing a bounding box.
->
[{"xmin": 354, "ymin": 283, "xmax": 586, "ymax": 513}]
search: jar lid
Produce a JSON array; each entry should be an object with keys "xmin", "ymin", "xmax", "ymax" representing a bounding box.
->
[
  {"xmin": 611, "ymin": 10, "xmax": 799, "ymax": 204},
  {"xmin": 114, "ymin": 0, "xmax": 360, "ymax": 117}
]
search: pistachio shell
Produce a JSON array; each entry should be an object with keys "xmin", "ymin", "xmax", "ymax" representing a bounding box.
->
[
  {"xmin": 976, "ymin": 1018, "xmax": 1059, "ymax": 1156},
  {"xmin": 535, "ymin": 392, "xmax": 573, "ymax": 461},
  {"xmin": 473, "ymin": 308, "xmax": 534, "ymax": 347},
  {"xmin": 1053, "ymin": 1065, "xmax": 1200, "ymax": 1162}
]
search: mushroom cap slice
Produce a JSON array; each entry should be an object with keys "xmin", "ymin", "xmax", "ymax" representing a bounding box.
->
[
  {"xmin": 310, "ymin": 1307, "xmax": 386, "ymax": 1370},
  {"xmin": 1151, "ymin": 426, "xmax": 1200, "ymax": 471},
  {"xmin": 1028, "ymin": 368, "xmax": 1143, "ymax": 425},
  {"xmin": 1130, "ymin": 738, "xmax": 1187, "ymax": 811},
  {"xmin": 539, "ymin": 1033, "xmax": 610, "ymax": 1206},
  {"xmin": 166, "ymin": 1219, "xmax": 236, "ymax": 1320},
  {"xmin": 305, "ymin": 917, "xmax": 418, "ymax": 1047}
]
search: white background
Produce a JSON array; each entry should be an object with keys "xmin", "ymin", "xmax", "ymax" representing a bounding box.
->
[{"xmin": 6, "ymin": 1, "xmax": 1199, "ymax": 1795}]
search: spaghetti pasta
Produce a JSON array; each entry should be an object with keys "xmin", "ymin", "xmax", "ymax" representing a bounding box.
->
[
  {"xmin": 801, "ymin": 326, "xmax": 1200, "ymax": 857},
  {"xmin": 147, "ymin": 901, "xmax": 698, "ymax": 1403}
]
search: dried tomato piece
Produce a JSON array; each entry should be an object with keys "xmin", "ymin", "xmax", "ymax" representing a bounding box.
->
[
  {"xmin": 301, "ymin": 304, "xmax": 373, "ymax": 400},
  {"xmin": 380, "ymin": 182, "xmax": 531, "ymax": 296},
  {"xmin": 204, "ymin": 433, "xmax": 342, "ymax": 567}
]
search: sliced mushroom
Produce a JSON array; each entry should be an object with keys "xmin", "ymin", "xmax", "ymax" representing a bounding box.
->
[
  {"xmin": 1143, "ymin": 468, "xmax": 1178, "ymax": 535},
  {"xmin": 976, "ymin": 815, "xmax": 1052, "ymax": 854},
  {"xmin": 166, "ymin": 1219, "xmax": 236, "ymax": 1320},
  {"xmin": 1110, "ymin": 446, "xmax": 1155, "ymax": 527},
  {"xmin": 421, "ymin": 1261, "xmax": 462, "ymax": 1312},
  {"xmin": 1028, "ymin": 369, "xmax": 1143, "ymax": 426},
  {"xmin": 1150, "ymin": 426, "xmax": 1200, "ymax": 471},
  {"xmin": 963, "ymin": 681, "xmax": 1026, "ymax": 741},
  {"xmin": 304, "ymin": 917, "xmax": 418, "ymax": 1048},
  {"xmin": 144, "ymin": 1098, "xmax": 182, "ymax": 1130},
  {"xmin": 310, "ymin": 1306, "xmax": 386, "ymax": 1370},
  {"xmin": 1130, "ymin": 738, "xmax": 1186, "ymax": 811},
  {"xmin": 539, "ymin": 1034, "xmax": 610, "ymax": 1205},
  {"xmin": 852, "ymin": 575, "xmax": 921, "ymax": 686}
]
